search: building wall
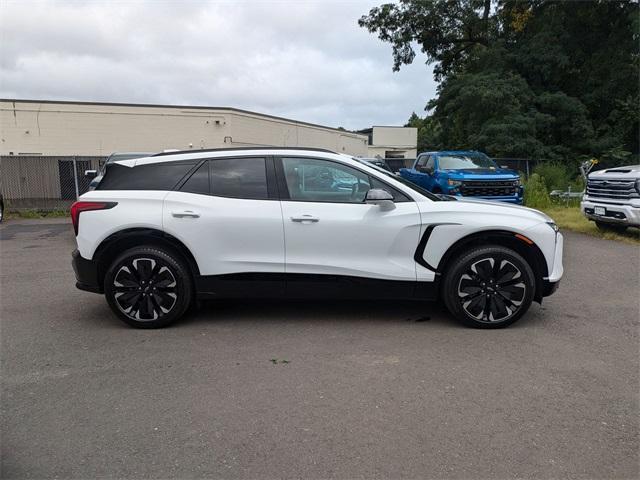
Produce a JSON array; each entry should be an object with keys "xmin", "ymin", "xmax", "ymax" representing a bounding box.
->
[
  {"xmin": 371, "ymin": 126, "xmax": 417, "ymax": 148},
  {"xmin": 0, "ymin": 100, "xmax": 369, "ymax": 156}
]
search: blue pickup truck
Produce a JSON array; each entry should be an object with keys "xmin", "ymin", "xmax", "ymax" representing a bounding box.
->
[{"xmin": 399, "ymin": 150, "xmax": 523, "ymax": 204}]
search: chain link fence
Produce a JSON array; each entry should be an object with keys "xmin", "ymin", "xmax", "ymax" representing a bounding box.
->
[{"xmin": 0, "ymin": 156, "xmax": 105, "ymax": 211}]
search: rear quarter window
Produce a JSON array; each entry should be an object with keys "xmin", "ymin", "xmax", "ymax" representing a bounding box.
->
[{"xmin": 97, "ymin": 161, "xmax": 197, "ymax": 191}]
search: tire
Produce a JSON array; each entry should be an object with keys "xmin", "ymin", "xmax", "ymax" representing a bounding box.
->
[
  {"xmin": 104, "ymin": 246, "xmax": 193, "ymax": 328},
  {"xmin": 442, "ymin": 245, "xmax": 535, "ymax": 329},
  {"xmin": 595, "ymin": 221, "xmax": 627, "ymax": 233}
]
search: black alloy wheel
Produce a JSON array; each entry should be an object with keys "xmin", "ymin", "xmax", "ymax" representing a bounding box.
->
[
  {"xmin": 104, "ymin": 246, "xmax": 192, "ymax": 328},
  {"xmin": 442, "ymin": 245, "xmax": 535, "ymax": 328}
]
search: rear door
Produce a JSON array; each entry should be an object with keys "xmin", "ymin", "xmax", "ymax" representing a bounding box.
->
[
  {"xmin": 276, "ymin": 156, "xmax": 422, "ymax": 297},
  {"xmin": 162, "ymin": 156, "xmax": 285, "ymax": 296}
]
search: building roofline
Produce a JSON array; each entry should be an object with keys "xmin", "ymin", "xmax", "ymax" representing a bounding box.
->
[{"xmin": 0, "ymin": 98, "xmax": 366, "ymax": 137}]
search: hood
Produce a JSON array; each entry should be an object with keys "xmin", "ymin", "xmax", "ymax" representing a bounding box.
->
[
  {"xmin": 589, "ymin": 165, "xmax": 640, "ymax": 179},
  {"xmin": 449, "ymin": 197, "xmax": 553, "ymax": 222},
  {"xmin": 445, "ymin": 168, "xmax": 520, "ymax": 179}
]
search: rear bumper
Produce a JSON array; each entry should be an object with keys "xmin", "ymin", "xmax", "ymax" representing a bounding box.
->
[{"xmin": 72, "ymin": 249, "xmax": 102, "ymax": 293}]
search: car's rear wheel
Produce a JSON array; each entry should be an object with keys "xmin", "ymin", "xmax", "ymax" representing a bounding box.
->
[
  {"xmin": 104, "ymin": 246, "xmax": 192, "ymax": 328},
  {"xmin": 595, "ymin": 221, "xmax": 627, "ymax": 233},
  {"xmin": 442, "ymin": 245, "xmax": 535, "ymax": 328}
]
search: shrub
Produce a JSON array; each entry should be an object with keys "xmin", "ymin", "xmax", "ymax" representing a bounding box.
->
[
  {"xmin": 533, "ymin": 162, "xmax": 571, "ymax": 192},
  {"xmin": 524, "ymin": 173, "xmax": 551, "ymax": 209}
]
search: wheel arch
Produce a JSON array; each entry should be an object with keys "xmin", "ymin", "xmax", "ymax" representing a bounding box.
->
[
  {"xmin": 436, "ymin": 230, "xmax": 549, "ymax": 303},
  {"xmin": 94, "ymin": 228, "xmax": 200, "ymax": 290}
]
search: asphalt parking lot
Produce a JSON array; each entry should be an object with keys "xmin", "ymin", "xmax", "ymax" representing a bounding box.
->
[{"xmin": 1, "ymin": 218, "xmax": 638, "ymax": 479}]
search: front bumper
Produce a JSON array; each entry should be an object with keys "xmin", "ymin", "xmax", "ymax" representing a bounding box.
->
[
  {"xmin": 452, "ymin": 194, "xmax": 523, "ymax": 204},
  {"xmin": 581, "ymin": 198, "xmax": 640, "ymax": 227},
  {"xmin": 541, "ymin": 279, "xmax": 560, "ymax": 297},
  {"xmin": 72, "ymin": 249, "xmax": 102, "ymax": 293}
]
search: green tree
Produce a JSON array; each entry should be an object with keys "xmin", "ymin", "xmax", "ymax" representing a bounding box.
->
[
  {"xmin": 360, "ymin": 0, "xmax": 639, "ymax": 164},
  {"xmin": 405, "ymin": 112, "xmax": 441, "ymax": 152}
]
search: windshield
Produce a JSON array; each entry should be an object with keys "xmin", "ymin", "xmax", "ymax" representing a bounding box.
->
[
  {"xmin": 438, "ymin": 152, "xmax": 497, "ymax": 170},
  {"xmin": 354, "ymin": 158, "xmax": 440, "ymax": 201}
]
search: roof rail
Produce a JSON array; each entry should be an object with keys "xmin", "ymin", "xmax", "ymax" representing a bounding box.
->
[{"xmin": 152, "ymin": 146, "xmax": 337, "ymax": 157}]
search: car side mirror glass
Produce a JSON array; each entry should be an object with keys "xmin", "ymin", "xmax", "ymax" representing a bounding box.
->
[
  {"xmin": 365, "ymin": 188, "xmax": 396, "ymax": 211},
  {"xmin": 84, "ymin": 170, "xmax": 98, "ymax": 179}
]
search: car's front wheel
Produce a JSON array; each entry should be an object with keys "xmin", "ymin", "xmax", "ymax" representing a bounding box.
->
[
  {"xmin": 442, "ymin": 245, "xmax": 535, "ymax": 328},
  {"xmin": 104, "ymin": 246, "xmax": 193, "ymax": 328}
]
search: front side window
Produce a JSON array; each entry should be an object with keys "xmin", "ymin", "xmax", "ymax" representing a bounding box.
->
[
  {"xmin": 425, "ymin": 156, "xmax": 435, "ymax": 171},
  {"xmin": 416, "ymin": 155, "xmax": 429, "ymax": 168},
  {"xmin": 282, "ymin": 157, "xmax": 371, "ymax": 203},
  {"xmin": 210, "ymin": 157, "xmax": 268, "ymax": 200}
]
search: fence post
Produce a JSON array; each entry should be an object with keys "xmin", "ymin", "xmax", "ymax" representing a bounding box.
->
[
  {"xmin": 73, "ymin": 156, "xmax": 80, "ymax": 200},
  {"xmin": 525, "ymin": 159, "xmax": 530, "ymax": 178}
]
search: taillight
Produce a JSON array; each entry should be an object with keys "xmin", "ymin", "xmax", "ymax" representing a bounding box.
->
[{"xmin": 70, "ymin": 201, "xmax": 117, "ymax": 235}]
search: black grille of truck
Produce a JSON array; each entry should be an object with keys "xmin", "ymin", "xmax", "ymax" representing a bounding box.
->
[
  {"xmin": 460, "ymin": 180, "xmax": 518, "ymax": 197},
  {"xmin": 586, "ymin": 179, "xmax": 638, "ymax": 200}
]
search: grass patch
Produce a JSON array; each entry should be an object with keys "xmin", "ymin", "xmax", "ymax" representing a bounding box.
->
[
  {"xmin": 541, "ymin": 206, "xmax": 640, "ymax": 245},
  {"xmin": 5, "ymin": 209, "xmax": 70, "ymax": 220}
]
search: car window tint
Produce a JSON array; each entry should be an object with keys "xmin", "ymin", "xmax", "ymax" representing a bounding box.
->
[
  {"xmin": 282, "ymin": 157, "xmax": 371, "ymax": 203},
  {"xmin": 416, "ymin": 155, "xmax": 428, "ymax": 167},
  {"xmin": 97, "ymin": 161, "xmax": 196, "ymax": 191},
  {"xmin": 180, "ymin": 161, "xmax": 210, "ymax": 195},
  {"xmin": 210, "ymin": 157, "xmax": 268, "ymax": 199}
]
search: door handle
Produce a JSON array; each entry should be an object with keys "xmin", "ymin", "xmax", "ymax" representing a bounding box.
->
[
  {"xmin": 172, "ymin": 210, "xmax": 200, "ymax": 218},
  {"xmin": 291, "ymin": 215, "xmax": 319, "ymax": 223}
]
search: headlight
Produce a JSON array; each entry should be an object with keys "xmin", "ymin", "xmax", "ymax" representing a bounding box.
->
[
  {"xmin": 447, "ymin": 179, "xmax": 462, "ymax": 186},
  {"xmin": 546, "ymin": 221, "xmax": 559, "ymax": 233},
  {"xmin": 514, "ymin": 177, "xmax": 522, "ymax": 186},
  {"xmin": 635, "ymin": 179, "xmax": 640, "ymax": 194}
]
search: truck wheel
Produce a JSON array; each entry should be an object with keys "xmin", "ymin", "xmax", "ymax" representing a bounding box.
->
[
  {"xmin": 596, "ymin": 221, "xmax": 627, "ymax": 233},
  {"xmin": 104, "ymin": 246, "xmax": 193, "ymax": 328},
  {"xmin": 442, "ymin": 245, "xmax": 535, "ymax": 328}
]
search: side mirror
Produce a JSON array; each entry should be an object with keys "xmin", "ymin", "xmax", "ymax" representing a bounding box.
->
[
  {"xmin": 365, "ymin": 189, "xmax": 395, "ymax": 211},
  {"xmin": 419, "ymin": 166, "xmax": 433, "ymax": 175},
  {"xmin": 84, "ymin": 170, "xmax": 98, "ymax": 179}
]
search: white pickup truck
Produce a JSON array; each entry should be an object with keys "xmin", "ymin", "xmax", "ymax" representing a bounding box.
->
[{"xmin": 581, "ymin": 165, "xmax": 640, "ymax": 232}]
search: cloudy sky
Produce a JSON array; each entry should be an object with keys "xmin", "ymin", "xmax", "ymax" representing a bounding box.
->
[{"xmin": 0, "ymin": 0, "xmax": 437, "ymax": 130}]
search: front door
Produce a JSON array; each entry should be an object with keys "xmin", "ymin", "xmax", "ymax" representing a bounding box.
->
[{"xmin": 277, "ymin": 156, "xmax": 422, "ymax": 298}]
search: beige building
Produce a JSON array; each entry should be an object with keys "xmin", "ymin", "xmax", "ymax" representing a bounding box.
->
[
  {"xmin": 359, "ymin": 126, "xmax": 418, "ymax": 159},
  {"xmin": 1, "ymin": 100, "xmax": 418, "ymax": 158},
  {"xmin": 0, "ymin": 99, "xmax": 374, "ymax": 156}
]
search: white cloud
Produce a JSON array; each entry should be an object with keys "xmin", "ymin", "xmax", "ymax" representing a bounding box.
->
[{"xmin": 0, "ymin": 0, "xmax": 437, "ymax": 129}]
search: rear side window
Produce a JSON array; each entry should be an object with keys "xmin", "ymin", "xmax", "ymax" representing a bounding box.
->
[
  {"xmin": 210, "ymin": 157, "xmax": 268, "ymax": 199},
  {"xmin": 98, "ymin": 161, "xmax": 196, "ymax": 191},
  {"xmin": 180, "ymin": 161, "xmax": 210, "ymax": 195}
]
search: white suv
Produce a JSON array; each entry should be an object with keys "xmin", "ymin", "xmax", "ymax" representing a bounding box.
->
[{"xmin": 71, "ymin": 148, "xmax": 563, "ymax": 329}]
